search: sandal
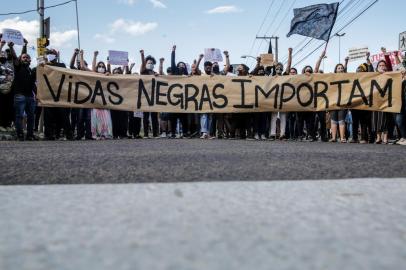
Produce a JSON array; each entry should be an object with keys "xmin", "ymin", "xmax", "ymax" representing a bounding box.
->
[
  {"xmin": 329, "ymin": 138, "xmax": 337, "ymax": 142},
  {"xmin": 340, "ymin": 139, "xmax": 347, "ymax": 143}
]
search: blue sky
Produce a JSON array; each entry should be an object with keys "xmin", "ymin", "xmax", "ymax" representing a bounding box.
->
[{"xmin": 1, "ymin": 0, "xmax": 404, "ymax": 73}]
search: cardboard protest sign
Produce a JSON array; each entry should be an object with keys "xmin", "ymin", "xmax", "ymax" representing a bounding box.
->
[
  {"xmin": 371, "ymin": 51, "xmax": 400, "ymax": 68},
  {"xmin": 37, "ymin": 65, "xmax": 402, "ymax": 113},
  {"xmin": 348, "ymin": 47, "xmax": 368, "ymax": 62},
  {"xmin": 204, "ymin": 48, "xmax": 223, "ymax": 62},
  {"xmin": 1, "ymin": 28, "xmax": 24, "ymax": 45},
  {"xmin": 108, "ymin": 50, "xmax": 128, "ymax": 65},
  {"xmin": 260, "ymin": 54, "xmax": 274, "ymax": 66}
]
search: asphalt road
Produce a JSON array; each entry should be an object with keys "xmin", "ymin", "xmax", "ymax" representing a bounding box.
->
[
  {"xmin": 1, "ymin": 139, "xmax": 406, "ymax": 184},
  {"xmin": 1, "ymin": 179, "xmax": 406, "ymax": 270}
]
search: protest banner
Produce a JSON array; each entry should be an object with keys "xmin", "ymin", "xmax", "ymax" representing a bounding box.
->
[
  {"xmin": 204, "ymin": 48, "xmax": 223, "ymax": 62},
  {"xmin": 1, "ymin": 28, "xmax": 24, "ymax": 45},
  {"xmin": 260, "ymin": 54, "xmax": 274, "ymax": 66},
  {"xmin": 37, "ymin": 65, "xmax": 402, "ymax": 113},
  {"xmin": 348, "ymin": 47, "xmax": 368, "ymax": 62},
  {"xmin": 108, "ymin": 50, "xmax": 129, "ymax": 65}
]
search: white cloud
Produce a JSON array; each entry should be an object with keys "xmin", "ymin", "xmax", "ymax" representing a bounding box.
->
[
  {"xmin": 119, "ymin": 0, "xmax": 137, "ymax": 5},
  {"xmin": 110, "ymin": 19, "xmax": 158, "ymax": 36},
  {"xmin": 206, "ymin": 6, "xmax": 242, "ymax": 14},
  {"xmin": 0, "ymin": 17, "xmax": 38, "ymax": 46},
  {"xmin": 149, "ymin": 0, "xmax": 166, "ymax": 8},
  {"xmin": 0, "ymin": 17, "xmax": 77, "ymax": 49},
  {"xmin": 94, "ymin": 33, "xmax": 115, "ymax": 44},
  {"xmin": 50, "ymin": 30, "xmax": 77, "ymax": 48}
]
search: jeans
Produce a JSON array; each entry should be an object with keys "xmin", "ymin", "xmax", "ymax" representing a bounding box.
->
[
  {"xmin": 14, "ymin": 94, "xmax": 36, "ymax": 137},
  {"xmin": 200, "ymin": 114, "xmax": 212, "ymax": 134}
]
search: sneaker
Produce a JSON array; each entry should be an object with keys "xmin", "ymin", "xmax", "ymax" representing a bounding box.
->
[
  {"xmin": 0, "ymin": 127, "xmax": 6, "ymax": 132},
  {"xmin": 176, "ymin": 134, "xmax": 183, "ymax": 139},
  {"xmin": 260, "ymin": 135, "xmax": 267, "ymax": 140},
  {"xmin": 25, "ymin": 135, "xmax": 38, "ymax": 141},
  {"xmin": 160, "ymin": 132, "xmax": 167, "ymax": 138},
  {"xmin": 254, "ymin": 134, "xmax": 259, "ymax": 140},
  {"xmin": 396, "ymin": 138, "xmax": 406, "ymax": 145},
  {"xmin": 200, "ymin": 133, "xmax": 208, "ymax": 139},
  {"xmin": 359, "ymin": 140, "xmax": 367, "ymax": 144}
]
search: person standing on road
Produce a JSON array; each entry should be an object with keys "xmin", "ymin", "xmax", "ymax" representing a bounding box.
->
[
  {"xmin": 329, "ymin": 58, "xmax": 349, "ymax": 143},
  {"xmin": 8, "ymin": 42, "xmax": 36, "ymax": 141},
  {"xmin": 140, "ymin": 49, "xmax": 160, "ymax": 138},
  {"xmin": 91, "ymin": 51, "xmax": 113, "ymax": 140}
]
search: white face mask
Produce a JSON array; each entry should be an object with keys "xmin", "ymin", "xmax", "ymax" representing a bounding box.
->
[
  {"xmin": 47, "ymin": 54, "xmax": 56, "ymax": 62},
  {"xmin": 97, "ymin": 67, "xmax": 106, "ymax": 73},
  {"xmin": 146, "ymin": 63, "xmax": 154, "ymax": 70}
]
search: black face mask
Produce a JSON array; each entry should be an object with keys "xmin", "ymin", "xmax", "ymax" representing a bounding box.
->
[
  {"xmin": 0, "ymin": 57, "xmax": 6, "ymax": 64},
  {"xmin": 212, "ymin": 66, "xmax": 220, "ymax": 74},
  {"xmin": 179, "ymin": 67, "xmax": 185, "ymax": 74}
]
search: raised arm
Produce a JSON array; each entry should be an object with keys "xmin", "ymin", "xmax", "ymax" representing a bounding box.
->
[
  {"xmin": 223, "ymin": 51, "xmax": 230, "ymax": 74},
  {"xmin": 159, "ymin": 58, "xmax": 164, "ymax": 75},
  {"xmin": 171, "ymin": 45, "xmax": 177, "ymax": 74},
  {"xmin": 7, "ymin": 42, "xmax": 19, "ymax": 66},
  {"xmin": 106, "ymin": 57, "xmax": 111, "ymax": 74},
  {"xmin": 344, "ymin": 56, "xmax": 349, "ymax": 72},
  {"xmin": 128, "ymin": 62, "xmax": 135, "ymax": 74},
  {"xmin": 381, "ymin": 47, "xmax": 393, "ymax": 72},
  {"xmin": 92, "ymin": 51, "xmax": 98, "ymax": 72},
  {"xmin": 196, "ymin": 53, "xmax": 204, "ymax": 72},
  {"xmin": 0, "ymin": 39, "xmax": 5, "ymax": 52},
  {"xmin": 366, "ymin": 52, "xmax": 374, "ymax": 72},
  {"xmin": 250, "ymin": 57, "xmax": 262, "ymax": 75},
  {"xmin": 286, "ymin": 48, "xmax": 293, "ymax": 74},
  {"xmin": 393, "ymin": 51, "xmax": 402, "ymax": 65},
  {"xmin": 140, "ymin": 50, "xmax": 146, "ymax": 74},
  {"xmin": 21, "ymin": 38, "xmax": 28, "ymax": 56},
  {"xmin": 70, "ymin": 48, "xmax": 79, "ymax": 69},
  {"xmin": 314, "ymin": 48, "xmax": 326, "ymax": 73}
]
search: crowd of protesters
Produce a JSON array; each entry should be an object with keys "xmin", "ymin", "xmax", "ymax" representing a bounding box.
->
[{"xmin": 1, "ymin": 36, "xmax": 406, "ymax": 145}]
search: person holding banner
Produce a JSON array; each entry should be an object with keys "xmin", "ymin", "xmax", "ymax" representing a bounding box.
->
[
  {"xmin": 395, "ymin": 70, "xmax": 406, "ymax": 145},
  {"xmin": 251, "ymin": 56, "xmax": 267, "ymax": 140},
  {"xmin": 351, "ymin": 54, "xmax": 374, "ymax": 144},
  {"xmin": 140, "ymin": 49, "xmax": 159, "ymax": 138},
  {"xmin": 170, "ymin": 45, "xmax": 189, "ymax": 138},
  {"xmin": 372, "ymin": 50, "xmax": 394, "ymax": 144},
  {"xmin": 296, "ymin": 65, "xmax": 316, "ymax": 141},
  {"xmin": 90, "ymin": 51, "xmax": 113, "ymax": 140},
  {"xmin": 329, "ymin": 57, "xmax": 349, "ymax": 143}
]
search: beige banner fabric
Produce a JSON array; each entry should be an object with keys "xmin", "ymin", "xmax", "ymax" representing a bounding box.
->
[{"xmin": 37, "ymin": 65, "xmax": 403, "ymax": 113}]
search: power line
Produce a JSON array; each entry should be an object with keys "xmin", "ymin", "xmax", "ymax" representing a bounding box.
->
[
  {"xmin": 0, "ymin": 0, "xmax": 76, "ymax": 16},
  {"xmin": 293, "ymin": 0, "xmax": 379, "ymax": 68},
  {"xmin": 245, "ymin": 0, "xmax": 276, "ymax": 64}
]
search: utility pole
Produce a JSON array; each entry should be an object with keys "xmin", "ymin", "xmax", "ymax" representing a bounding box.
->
[
  {"xmin": 38, "ymin": 0, "xmax": 45, "ymax": 134},
  {"xmin": 74, "ymin": 0, "xmax": 80, "ymax": 49},
  {"xmin": 39, "ymin": 0, "xmax": 44, "ymax": 38},
  {"xmin": 336, "ymin": 32, "xmax": 346, "ymax": 62},
  {"xmin": 256, "ymin": 36, "xmax": 279, "ymax": 63}
]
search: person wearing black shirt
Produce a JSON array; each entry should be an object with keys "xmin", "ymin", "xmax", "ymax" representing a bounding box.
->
[
  {"xmin": 43, "ymin": 49, "xmax": 73, "ymax": 140},
  {"xmin": 8, "ymin": 42, "xmax": 36, "ymax": 140}
]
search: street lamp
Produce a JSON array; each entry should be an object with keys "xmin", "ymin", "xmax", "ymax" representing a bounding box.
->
[
  {"xmin": 335, "ymin": 32, "xmax": 346, "ymax": 62},
  {"xmin": 241, "ymin": 55, "xmax": 257, "ymax": 60}
]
